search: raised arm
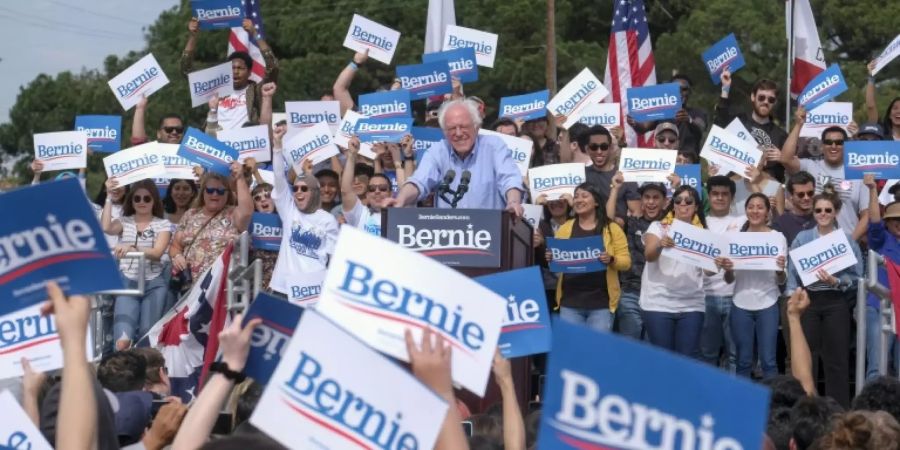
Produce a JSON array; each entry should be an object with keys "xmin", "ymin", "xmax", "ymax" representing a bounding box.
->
[
  {"xmin": 493, "ymin": 352, "xmax": 525, "ymax": 450},
  {"xmin": 712, "ymin": 68, "xmax": 737, "ymax": 128},
  {"xmin": 334, "ymin": 50, "xmax": 368, "ymax": 116},
  {"xmin": 607, "ymin": 172, "xmax": 625, "ymax": 226},
  {"xmin": 787, "ymin": 288, "xmax": 816, "ymax": 395},
  {"xmin": 243, "ymin": 19, "xmax": 278, "ymax": 83},
  {"xmin": 865, "ymin": 61, "xmax": 879, "ymax": 123},
  {"xmin": 780, "ymin": 106, "xmax": 806, "ymax": 175},
  {"xmin": 100, "ymin": 178, "xmax": 124, "ymax": 236},
  {"xmin": 131, "ymin": 95, "xmax": 149, "ymax": 144},
  {"xmin": 394, "ymin": 137, "xmax": 411, "ymax": 186},
  {"xmin": 270, "ymin": 126, "xmax": 294, "ymax": 218},
  {"xmin": 180, "ymin": 18, "xmax": 199, "ymax": 76},
  {"xmin": 230, "ymin": 161, "xmax": 254, "ymax": 232},
  {"xmin": 341, "ymin": 137, "xmax": 361, "ymax": 213}
]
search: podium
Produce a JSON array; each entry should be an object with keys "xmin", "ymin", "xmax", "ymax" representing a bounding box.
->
[{"xmin": 382, "ymin": 208, "xmax": 534, "ymax": 413}]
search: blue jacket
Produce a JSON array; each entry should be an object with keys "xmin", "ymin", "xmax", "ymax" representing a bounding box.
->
[{"xmin": 867, "ymin": 221, "xmax": 900, "ymax": 309}]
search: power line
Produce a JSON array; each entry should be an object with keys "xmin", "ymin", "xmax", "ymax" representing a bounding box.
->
[
  {"xmin": 0, "ymin": 14, "xmax": 137, "ymax": 41},
  {"xmin": 0, "ymin": 5, "xmax": 135, "ymax": 39},
  {"xmin": 40, "ymin": 0, "xmax": 152, "ymax": 27}
]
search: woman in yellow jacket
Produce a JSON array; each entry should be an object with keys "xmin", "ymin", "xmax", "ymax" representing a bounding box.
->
[{"xmin": 545, "ymin": 183, "xmax": 631, "ymax": 332}]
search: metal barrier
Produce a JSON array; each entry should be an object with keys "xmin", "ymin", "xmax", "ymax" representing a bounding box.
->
[
  {"xmin": 855, "ymin": 251, "xmax": 894, "ymax": 394},
  {"xmin": 91, "ymin": 252, "xmax": 148, "ymax": 358},
  {"xmin": 226, "ymin": 231, "xmax": 262, "ymax": 313}
]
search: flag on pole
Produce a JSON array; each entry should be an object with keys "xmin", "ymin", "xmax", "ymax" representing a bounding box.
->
[
  {"xmin": 787, "ymin": 0, "xmax": 826, "ymax": 98},
  {"xmin": 424, "ymin": 0, "xmax": 456, "ymax": 54},
  {"xmin": 604, "ymin": 0, "xmax": 657, "ymax": 147},
  {"xmin": 227, "ymin": 0, "xmax": 267, "ymax": 82}
]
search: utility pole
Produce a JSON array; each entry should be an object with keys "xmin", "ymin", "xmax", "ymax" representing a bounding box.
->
[{"xmin": 546, "ymin": 0, "xmax": 557, "ymax": 96}]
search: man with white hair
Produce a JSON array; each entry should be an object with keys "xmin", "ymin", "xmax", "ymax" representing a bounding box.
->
[{"xmin": 384, "ymin": 99, "xmax": 525, "ymax": 215}]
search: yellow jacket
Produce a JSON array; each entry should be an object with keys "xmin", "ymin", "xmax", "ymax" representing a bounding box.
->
[{"xmin": 554, "ymin": 219, "xmax": 631, "ymax": 312}]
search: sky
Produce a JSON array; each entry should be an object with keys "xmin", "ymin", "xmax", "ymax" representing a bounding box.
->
[{"xmin": 0, "ymin": 0, "xmax": 179, "ymax": 123}]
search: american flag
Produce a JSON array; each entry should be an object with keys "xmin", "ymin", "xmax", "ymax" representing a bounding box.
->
[
  {"xmin": 603, "ymin": 0, "xmax": 657, "ymax": 147},
  {"xmin": 227, "ymin": 0, "xmax": 267, "ymax": 82}
]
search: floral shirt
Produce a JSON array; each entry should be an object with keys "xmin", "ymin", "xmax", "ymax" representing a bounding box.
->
[{"xmin": 178, "ymin": 206, "xmax": 240, "ymax": 282}]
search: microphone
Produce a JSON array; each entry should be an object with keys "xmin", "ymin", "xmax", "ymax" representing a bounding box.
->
[
  {"xmin": 437, "ymin": 169, "xmax": 456, "ymax": 196},
  {"xmin": 450, "ymin": 170, "xmax": 471, "ymax": 208}
]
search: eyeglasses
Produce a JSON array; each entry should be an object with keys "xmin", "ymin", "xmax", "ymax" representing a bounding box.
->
[
  {"xmin": 444, "ymin": 124, "xmax": 474, "ymax": 134},
  {"xmin": 673, "ymin": 196, "xmax": 695, "ymax": 206},
  {"xmin": 793, "ymin": 191, "xmax": 814, "ymax": 199},
  {"xmin": 814, "ymin": 207, "xmax": 834, "ymax": 214},
  {"xmin": 205, "ymin": 187, "xmax": 226, "ymax": 195},
  {"xmin": 587, "ymin": 143, "xmax": 610, "ymax": 152},
  {"xmin": 253, "ymin": 191, "xmax": 271, "ymax": 202},
  {"xmin": 756, "ymin": 95, "xmax": 777, "ymax": 104},
  {"xmin": 292, "ymin": 185, "xmax": 309, "ymax": 193},
  {"xmin": 368, "ymin": 185, "xmax": 390, "ymax": 193},
  {"xmin": 162, "ymin": 126, "xmax": 184, "ymax": 134},
  {"xmin": 132, "ymin": 195, "xmax": 152, "ymax": 204},
  {"xmin": 656, "ymin": 136, "xmax": 677, "ymax": 144},
  {"xmin": 822, "ymin": 139, "xmax": 845, "ymax": 146}
]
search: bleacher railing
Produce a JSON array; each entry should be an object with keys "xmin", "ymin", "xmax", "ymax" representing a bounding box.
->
[{"xmin": 855, "ymin": 251, "xmax": 894, "ymax": 394}]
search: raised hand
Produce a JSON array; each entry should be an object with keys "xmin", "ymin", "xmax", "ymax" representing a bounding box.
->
[
  {"xmin": 720, "ymin": 67, "xmax": 732, "ymax": 88},
  {"xmin": 261, "ymin": 82, "xmax": 276, "ymax": 98},
  {"xmin": 188, "ymin": 18, "xmax": 199, "ymax": 35}
]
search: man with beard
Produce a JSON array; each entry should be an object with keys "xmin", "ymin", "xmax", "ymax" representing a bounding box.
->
[
  {"xmin": 130, "ymin": 95, "xmax": 185, "ymax": 146},
  {"xmin": 714, "ymin": 68, "xmax": 788, "ymax": 183},
  {"xmin": 581, "ymin": 125, "xmax": 641, "ymax": 219}
]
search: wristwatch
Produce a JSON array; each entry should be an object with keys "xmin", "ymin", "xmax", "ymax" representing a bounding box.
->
[{"xmin": 209, "ymin": 362, "xmax": 246, "ymax": 383}]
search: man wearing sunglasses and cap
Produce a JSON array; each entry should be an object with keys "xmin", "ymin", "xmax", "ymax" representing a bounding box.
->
[{"xmin": 714, "ymin": 68, "xmax": 788, "ymax": 183}]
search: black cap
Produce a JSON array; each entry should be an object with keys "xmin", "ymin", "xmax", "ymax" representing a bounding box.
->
[{"xmin": 638, "ymin": 182, "xmax": 667, "ymax": 196}]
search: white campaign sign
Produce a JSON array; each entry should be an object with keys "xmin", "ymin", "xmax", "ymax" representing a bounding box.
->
[
  {"xmin": 187, "ymin": 61, "xmax": 234, "ymax": 108},
  {"xmin": 217, "ymin": 124, "xmax": 271, "ymax": 163},
  {"xmin": 528, "ymin": 163, "xmax": 586, "ymax": 201},
  {"xmin": 107, "ymin": 53, "xmax": 170, "ymax": 110},
  {"xmin": 283, "ymin": 121, "xmax": 339, "ymax": 169},
  {"xmin": 725, "ymin": 117, "xmax": 755, "ymax": 143},
  {"xmin": 33, "ymin": 130, "xmax": 88, "ymax": 171},
  {"xmin": 547, "ymin": 68, "xmax": 610, "ymax": 129},
  {"xmin": 522, "ymin": 203, "xmax": 544, "ymax": 230},
  {"xmin": 479, "ymin": 129, "xmax": 533, "ymax": 176},
  {"xmin": 333, "ymin": 110, "xmax": 375, "ymax": 159},
  {"xmin": 662, "ymin": 219, "xmax": 726, "ymax": 272},
  {"xmin": 249, "ymin": 310, "xmax": 447, "ymax": 450},
  {"xmin": 800, "ymin": 102, "xmax": 852, "ymax": 138},
  {"xmin": 724, "ymin": 231, "xmax": 787, "ymax": 271},
  {"xmin": 315, "ymin": 227, "xmax": 507, "ymax": 396},
  {"xmin": 789, "ymin": 229, "xmax": 859, "ymax": 287},
  {"xmin": 343, "ymin": 14, "xmax": 401, "ymax": 65},
  {"xmin": 442, "ymin": 25, "xmax": 499, "ymax": 68},
  {"xmin": 619, "ymin": 148, "xmax": 677, "ymax": 183},
  {"xmin": 872, "ymin": 34, "xmax": 900, "ymax": 75},
  {"xmin": 103, "ymin": 144, "xmax": 166, "ymax": 186},
  {"xmin": 285, "ymin": 100, "xmax": 341, "ymax": 135},
  {"xmin": 700, "ymin": 125, "xmax": 763, "ymax": 179},
  {"xmin": 0, "ymin": 390, "xmax": 53, "ymax": 450},
  {"xmin": 157, "ymin": 143, "xmax": 198, "ymax": 180},
  {"xmin": 577, "ymin": 102, "xmax": 621, "ymax": 128},
  {"xmin": 0, "ymin": 303, "xmax": 93, "ymax": 380}
]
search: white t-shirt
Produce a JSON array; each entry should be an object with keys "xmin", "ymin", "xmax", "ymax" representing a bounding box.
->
[
  {"xmin": 798, "ymin": 158, "xmax": 868, "ymax": 233},
  {"xmin": 270, "ymin": 207, "xmax": 339, "ymax": 298},
  {"xmin": 703, "ymin": 213, "xmax": 745, "ymax": 296},
  {"xmin": 732, "ymin": 270, "xmax": 781, "ymax": 311},
  {"xmin": 344, "ymin": 201, "xmax": 382, "ymax": 236},
  {"xmin": 639, "ymin": 221, "xmax": 706, "ymax": 313},
  {"xmin": 118, "ymin": 216, "xmax": 172, "ymax": 280},
  {"xmin": 217, "ymin": 87, "xmax": 249, "ymax": 131}
]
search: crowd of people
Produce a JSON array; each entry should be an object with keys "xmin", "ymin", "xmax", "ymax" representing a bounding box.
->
[{"xmin": 12, "ymin": 14, "xmax": 900, "ymax": 450}]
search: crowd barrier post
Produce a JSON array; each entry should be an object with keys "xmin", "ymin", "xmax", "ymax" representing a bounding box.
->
[
  {"xmin": 855, "ymin": 251, "xmax": 894, "ymax": 394},
  {"xmin": 226, "ymin": 232, "xmax": 260, "ymax": 313}
]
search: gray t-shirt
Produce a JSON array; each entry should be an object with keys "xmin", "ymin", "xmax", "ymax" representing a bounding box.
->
[
  {"xmin": 585, "ymin": 165, "xmax": 639, "ymax": 219},
  {"xmin": 798, "ymin": 158, "xmax": 868, "ymax": 235}
]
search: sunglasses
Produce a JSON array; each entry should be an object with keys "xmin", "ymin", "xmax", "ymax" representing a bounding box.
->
[
  {"xmin": 814, "ymin": 207, "xmax": 834, "ymax": 214},
  {"xmin": 822, "ymin": 139, "xmax": 845, "ymax": 146},
  {"xmin": 656, "ymin": 136, "xmax": 677, "ymax": 144},
  {"xmin": 587, "ymin": 142, "xmax": 610, "ymax": 152},
  {"xmin": 793, "ymin": 191, "xmax": 814, "ymax": 199},
  {"xmin": 136, "ymin": 229, "xmax": 156, "ymax": 239},
  {"xmin": 368, "ymin": 185, "xmax": 390, "ymax": 193},
  {"xmin": 673, "ymin": 196, "xmax": 695, "ymax": 206},
  {"xmin": 756, "ymin": 95, "xmax": 777, "ymax": 104},
  {"xmin": 162, "ymin": 126, "xmax": 184, "ymax": 134},
  {"xmin": 132, "ymin": 195, "xmax": 152, "ymax": 204},
  {"xmin": 292, "ymin": 185, "xmax": 309, "ymax": 193},
  {"xmin": 253, "ymin": 191, "xmax": 271, "ymax": 202},
  {"xmin": 205, "ymin": 187, "xmax": 226, "ymax": 195}
]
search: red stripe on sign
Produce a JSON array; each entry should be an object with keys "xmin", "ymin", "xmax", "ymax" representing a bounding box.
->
[
  {"xmin": 281, "ymin": 397, "xmax": 372, "ymax": 449},
  {"xmin": 0, "ymin": 252, "xmax": 107, "ymax": 284},
  {"xmin": 0, "ymin": 335, "xmax": 60, "ymax": 355}
]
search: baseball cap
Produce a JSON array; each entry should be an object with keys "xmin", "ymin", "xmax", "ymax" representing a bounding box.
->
[
  {"xmin": 113, "ymin": 391, "xmax": 153, "ymax": 446},
  {"xmin": 654, "ymin": 122, "xmax": 679, "ymax": 137},
  {"xmin": 857, "ymin": 123, "xmax": 885, "ymax": 139},
  {"xmin": 638, "ymin": 182, "xmax": 668, "ymax": 197}
]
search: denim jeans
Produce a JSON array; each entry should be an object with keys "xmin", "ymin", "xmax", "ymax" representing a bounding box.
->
[
  {"xmin": 114, "ymin": 274, "xmax": 169, "ymax": 345},
  {"xmin": 559, "ymin": 307, "xmax": 613, "ymax": 332},
  {"xmin": 700, "ymin": 295, "xmax": 736, "ymax": 372},
  {"xmin": 730, "ymin": 303, "xmax": 779, "ymax": 380},
  {"xmin": 866, "ymin": 305, "xmax": 899, "ymax": 381},
  {"xmin": 615, "ymin": 291, "xmax": 644, "ymax": 340},
  {"xmin": 642, "ymin": 311, "xmax": 705, "ymax": 358}
]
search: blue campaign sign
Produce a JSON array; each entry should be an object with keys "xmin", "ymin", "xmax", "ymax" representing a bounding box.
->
[
  {"xmin": 177, "ymin": 127, "xmax": 238, "ymax": 176},
  {"xmin": 191, "ymin": 0, "xmax": 244, "ymax": 30},
  {"xmin": 75, "ymin": 115, "xmax": 122, "ymax": 153},
  {"xmin": 798, "ymin": 64, "xmax": 848, "ymax": 112},
  {"xmin": 242, "ymin": 293, "xmax": 304, "ymax": 384},
  {"xmin": 538, "ymin": 320, "xmax": 769, "ymax": 450},
  {"xmin": 626, "ymin": 83, "xmax": 682, "ymax": 121},
  {"xmin": 358, "ymin": 89, "xmax": 412, "ymax": 118},
  {"xmin": 498, "ymin": 90, "xmax": 551, "ymax": 122},
  {"xmin": 547, "ymin": 236, "xmax": 605, "ymax": 273},
  {"xmin": 674, "ymin": 164, "xmax": 702, "ymax": 192},
  {"xmin": 396, "ymin": 61, "xmax": 453, "ymax": 100},
  {"xmin": 475, "ymin": 266, "xmax": 552, "ymax": 358},
  {"xmin": 411, "ymin": 127, "xmax": 444, "ymax": 165},
  {"xmin": 844, "ymin": 141, "xmax": 900, "ymax": 180},
  {"xmin": 701, "ymin": 33, "xmax": 745, "ymax": 85},
  {"xmin": 422, "ymin": 47, "xmax": 479, "ymax": 83},
  {"xmin": 0, "ymin": 178, "xmax": 122, "ymax": 316},
  {"xmin": 250, "ymin": 213, "xmax": 282, "ymax": 251},
  {"xmin": 354, "ymin": 117, "xmax": 413, "ymax": 143}
]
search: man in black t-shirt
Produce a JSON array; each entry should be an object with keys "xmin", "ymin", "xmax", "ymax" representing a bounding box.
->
[{"xmin": 581, "ymin": 125, "xmax": 641, "ymax": 218}]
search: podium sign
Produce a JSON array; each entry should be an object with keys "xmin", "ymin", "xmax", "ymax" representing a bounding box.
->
[{"xmin": 384, "ymin": 208, "xmax": 502, "ymax": 268}]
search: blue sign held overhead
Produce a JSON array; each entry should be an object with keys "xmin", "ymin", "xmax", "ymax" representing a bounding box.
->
[
  {"xmin": 191, "ymin": 0, "xmax": 244, "ymax": 30},
  {"xmin": 75, "ymin": 115, "xmax": 122, "ymax": 153},
  {"xmin": 475, "ymin": 267, "xmax": 552, "ymax": 358},
  {"xmin": 0, "ymin": 178, "xmax": 122, "ymax": 316},
  {"xmin": 411, "ymin": 127, "xmax": 444, "ymax": 165},
  {"xmin": 498, "ymin": 90, "xmax": 550, "ymax": 122},
  {"xmin": 358, "ymin": 90, "xmax": 412, "ymax": 119},
  {"xmin": 674, "ymin": 164, "xmax": 702, "ymax": 191},
  {"xmin": 177, "ymin": 127, "xmax": 238, "ymax": 176},
  {"xmin": 701, "ymin": 33, "xmax": 746, "ymax": 85},
  {"xmin": 354, "ymin": 117, "xmax": 413, "ymax": 143},
  {"xmin": 538, "ymin": 320, "xmax": 770, "ymax": 450},
  {"xmin": 242, "ymin": 293, "xmax": 304, "ymax": 384},
  {"xmin": 396, "ymin": 61, "xmax": 453, "ymax": 100},
  {"xmin": 626, "ymin": 83, "xmax": 682, "ymax": 121},
  {"xmin": 422, "ymin": 47, "xmax": 479, "ymax": 83},
  {"xmin": 547, "ymin": 236, "xmax": 606, "ymax": 273},
  {"xmin": 843, "ymin": 141, "xmax": 900, "ymax": 180},
  {"xmin": 250, "ymin": 213, "xmax": 282, "ymax": 252},
  {"xmin": 798, "ymin": 64, "xmax": 848, "ymax": 112}
]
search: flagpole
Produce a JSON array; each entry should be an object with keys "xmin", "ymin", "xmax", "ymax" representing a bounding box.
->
[
  {"xmin": 546, "ymin": 0, "xmax": 557, "ymax": 95},
  {"xmin": 786, "ymin": 0, "xmax": 794, "ymax": 129}
]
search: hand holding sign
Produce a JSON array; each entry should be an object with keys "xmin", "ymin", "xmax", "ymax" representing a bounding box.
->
[{"xmin": 405, "ymin": 328, "xmax": 453, "ymax": 397}]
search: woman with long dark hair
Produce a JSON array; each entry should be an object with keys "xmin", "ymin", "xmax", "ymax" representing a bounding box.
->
[{"xmin": 162, "ymin": 179, "xmax": 198, "ymax": 225}]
